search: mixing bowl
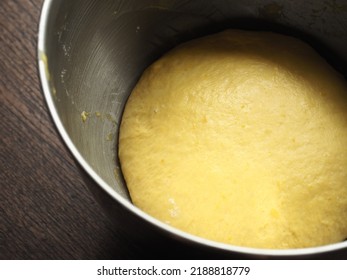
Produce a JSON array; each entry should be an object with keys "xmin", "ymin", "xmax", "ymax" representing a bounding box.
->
[{"xmin": 38, "ymin": 0, "xmax": 347, "ymax": 258}]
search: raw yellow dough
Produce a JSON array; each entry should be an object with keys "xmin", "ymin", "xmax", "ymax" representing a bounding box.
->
[{"xmin": 118, "ymin": 30, "xmax": 347, "ymax": 249}]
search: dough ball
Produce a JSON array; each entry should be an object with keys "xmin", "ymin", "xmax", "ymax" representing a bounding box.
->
[{"xmin": 119, "ymin": 29, "xmax": 347, "ymax": 249}]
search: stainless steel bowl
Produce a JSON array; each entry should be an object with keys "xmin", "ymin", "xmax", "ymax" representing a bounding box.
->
[{"xmin": 38, "ymin": 0, "xmax": 347, "ymax": 258}]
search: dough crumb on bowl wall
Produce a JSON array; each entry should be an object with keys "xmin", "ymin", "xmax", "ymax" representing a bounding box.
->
[{"xmin": 118, "ymin": 29, "xmax": 347, "ymax": 250}]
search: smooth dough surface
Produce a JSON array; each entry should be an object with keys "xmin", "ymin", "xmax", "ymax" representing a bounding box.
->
[{"xmin": 119, "ymin": 30, "xmax": 347, "ymax": 249}]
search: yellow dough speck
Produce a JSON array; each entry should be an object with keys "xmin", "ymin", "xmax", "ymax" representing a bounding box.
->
[{"xmin": 118, "ymin": 29, "xmax": 347, "ymax": 249}]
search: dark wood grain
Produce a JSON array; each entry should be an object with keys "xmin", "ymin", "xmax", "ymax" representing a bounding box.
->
[{"xmin": 1, "ymin": 0, "xmax": 347, "ymax": 260}]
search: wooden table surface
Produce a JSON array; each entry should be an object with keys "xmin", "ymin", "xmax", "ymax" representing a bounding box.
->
[{"xmin": 1, "ymin": 0, "xmax": 347, "ymax": 260}]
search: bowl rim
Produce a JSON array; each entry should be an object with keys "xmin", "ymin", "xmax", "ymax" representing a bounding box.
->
[{"xmin": 37, "ymin": 0, "xmax": 347, "ymax": 257}]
